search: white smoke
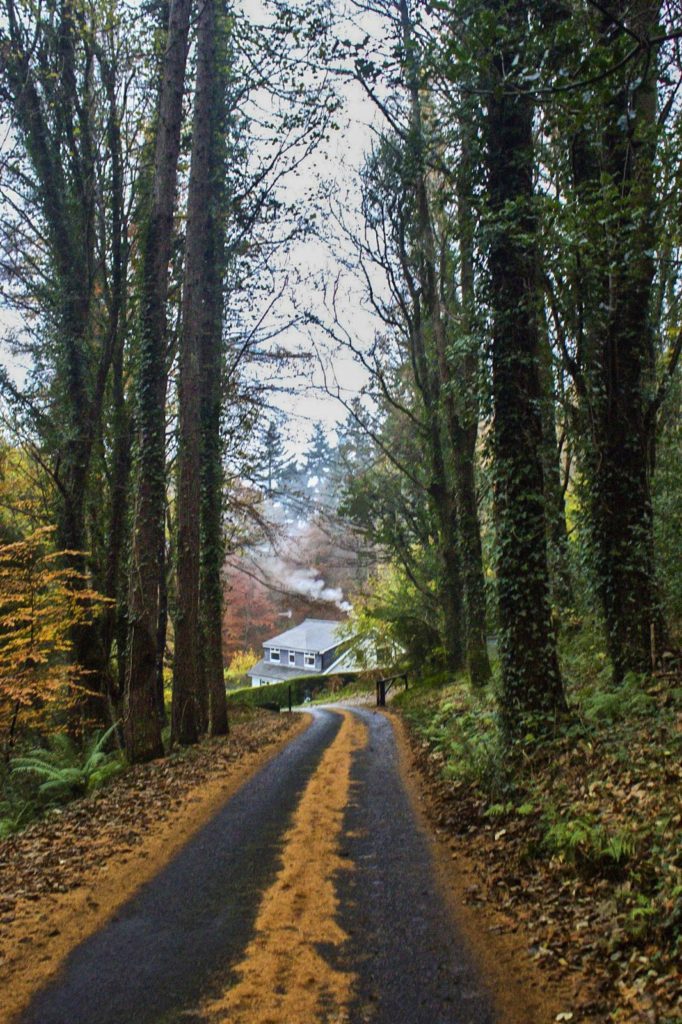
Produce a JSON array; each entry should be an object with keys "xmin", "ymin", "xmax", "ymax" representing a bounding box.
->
[
  {"xmin": 284, "ymin": 567, "xmax": 352, "ymax": 612},
  {"xmin": 249, "ymin": 550, "xmax": 352, "ymax": 613}
]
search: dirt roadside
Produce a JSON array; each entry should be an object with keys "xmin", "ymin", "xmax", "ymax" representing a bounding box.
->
[{"xmin": 0, "ymin": 709, "xmax": 308, "ymax": 1024}]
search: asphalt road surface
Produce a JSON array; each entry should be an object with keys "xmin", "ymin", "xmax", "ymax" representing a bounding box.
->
[{"xmin": 20, "ymin": 708, "xmax": 496, "ymax": 1024}]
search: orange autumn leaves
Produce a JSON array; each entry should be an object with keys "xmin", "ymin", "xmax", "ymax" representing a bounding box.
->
[{"xmin": 0, "ymin": 528, "xmax": 110, "ymax": 746}]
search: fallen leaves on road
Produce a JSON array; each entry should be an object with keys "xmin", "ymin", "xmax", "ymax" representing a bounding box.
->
[{"xmin": 201, "ymin": 710, "xmax": 367, "ymax": 1024}]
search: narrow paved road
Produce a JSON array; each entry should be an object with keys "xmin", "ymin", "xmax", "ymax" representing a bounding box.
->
[{"xmin": 20, "ymin": 708, "xmax": 496, "ymax": 1024}]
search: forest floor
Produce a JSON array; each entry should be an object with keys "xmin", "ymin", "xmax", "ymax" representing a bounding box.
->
[
  {"xmin": 0, "ymin": 707, "xmax": 304, "ymax": 1024},
  {"xmin": 391, "ymin": 660, "xmax": 682, "ymax": 1024}
]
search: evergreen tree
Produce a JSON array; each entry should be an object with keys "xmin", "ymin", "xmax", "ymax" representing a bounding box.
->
[
  {"xmin": 303, "ymin": 423, "xmax": 334, "ymax": 494},
  {"xmin": 259, "ymin": 420, "xmax": 293, "ymax": 498}
]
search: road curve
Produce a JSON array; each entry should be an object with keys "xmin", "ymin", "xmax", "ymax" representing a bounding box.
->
[{"xmin": 19, "ymin": 708, "xmax": 496, "ymax": 1024}]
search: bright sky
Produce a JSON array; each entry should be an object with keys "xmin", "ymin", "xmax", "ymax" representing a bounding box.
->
[{"xmin": 250, "ymin": 75, "xmax": 380, "ymax": 453}]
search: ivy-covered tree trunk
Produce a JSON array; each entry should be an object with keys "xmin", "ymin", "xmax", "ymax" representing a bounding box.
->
[
  {"xmin": 124, "ymin": 0, "xmax": 192, "ymax": 763},
  {"xmin": 173, "ymin": 0, "xmax": 229, "ymax": 739},
  {"xmin": 399, "ymin": 0, "xmax": 488, "ymax": 683},
  {"xmin": 485, "ymin": 2, "xmax": 565, "ymax": 734},
  {"xmin": 172, "ymin": 21, "xmax": 208, "ymax": 744},
  {"xmin": 198, "ymin": 0, "xmax": 229, "ymax": 738},
  {"xmin": 582, "ymin": 1, "xmax": 664, "ymax": 678}
]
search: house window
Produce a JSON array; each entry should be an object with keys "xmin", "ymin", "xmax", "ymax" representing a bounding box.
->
[
  {"xmin": 289, "ymin": 651, "xmax": 296, "ymax": 666},
  {"xmin": 270, "ymin": 648, "xmax": 280, "ymax": 663},
  {"xmin": 304, "ymin": 652, "xmax": 315, "ymax": 668}
]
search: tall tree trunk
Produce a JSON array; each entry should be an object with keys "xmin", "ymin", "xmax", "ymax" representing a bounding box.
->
[
  {"xmin": 450, "ymin": 421, "xmax": 491, "ymax": 685},
  {"xmin": 172, "ymin": 0, "xmax": 213, "ymax": 745},
  {"xmin": 199, "ymin": 0, "xmax": 229, "ymax": 737},
  {"xmin": 101, "ymin": 341, "xmax": 131, "ymax": 712},
  {"xmin": 587, "ymin": 1, "xmax": 664, "ymax": 677},
  {"xmin": 485, "ymin": 1, "xmax": 565, "ymax": 735},
  {"xmin": 156, "ymin": 528, "xmax": 169, "ymax": 725},
  {"xmin": 399, "ymin": 0, "xmax": 487, "ymax": 683},
  {"xmin": 433, "ymin": 480, "xmax": 466, "ymax": 671},
  {"xmin": 173, "ymin": 0, "xmax": 229, "ymax": 740},
  {"xmin": 100, "ymin": 56, "xmax": 131, "ymax": 714},
  {"xmin": 538, "ymin": 318, "xmax": 574, "ymax": 610},
  {"xmin": 124, "ymin": 0, "xmax": 192, "ymax": 762},
  {"xmin": 449, "ymin": 127, "xmax": 491, "ymax": 686},
  {"xmin": 565, "ymin": 2, "xmax": 665, "ymax": 677}
]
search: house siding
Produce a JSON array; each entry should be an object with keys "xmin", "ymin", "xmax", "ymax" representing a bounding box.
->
[{"xmin": 264, "ymin": 646, "xmax": 326, "ymax": 672}]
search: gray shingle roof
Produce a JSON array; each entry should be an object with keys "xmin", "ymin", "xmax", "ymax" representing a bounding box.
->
[
  {"xmin": 246, "ymin": 659, "xmax": 306, "ymax": 682},
  {"xmin": 263, "ymin": 618, "xmax": 344, "ymax": 654}
]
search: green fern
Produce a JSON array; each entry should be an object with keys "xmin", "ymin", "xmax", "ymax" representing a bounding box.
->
[
  {"xmin": 11, "ymin": 723, "xmax": 124, "ymax": 802},
  {"xmin": 544, "ymin": 814, "xmax": 635, "ymax": 874},
  {"xmin": 583, "ymin": 672, "xmax": 655, "ymax": 724}
]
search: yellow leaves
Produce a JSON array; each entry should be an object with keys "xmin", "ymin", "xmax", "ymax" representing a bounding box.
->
[{"xmin": 0, "ymin": 528, "xmax": 109, "ymax": 739}]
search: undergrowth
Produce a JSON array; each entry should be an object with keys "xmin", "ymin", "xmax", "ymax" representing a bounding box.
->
[
  {"xmin": 393, "ymin": 624, "xmax": 682, "ymax": 1006},
  {"xmin": 0, "ymin": 724, "xmax": 124, "ymax": 837}
]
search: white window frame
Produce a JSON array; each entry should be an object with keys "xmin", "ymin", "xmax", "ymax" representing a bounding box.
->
[
  {"xmin": 269, "ymin": 648, "xmax": 280, "ymax": 663},
  {"xmin": 304, "ymin": 652, "xmax": 316, "ymax": 668},
  {"xmin": 288, "ymin": 651, "xmax": 296, "ymax": 666}
]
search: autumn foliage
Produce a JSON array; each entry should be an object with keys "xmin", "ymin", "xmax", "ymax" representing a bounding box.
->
[{"xmin": 0, "ymin": 528, "xmax": 108, "ymax": 748}]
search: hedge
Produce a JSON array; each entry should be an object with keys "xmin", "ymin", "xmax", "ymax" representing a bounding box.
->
[{"xmin": 226, "ymin": 671, "xmax": 362, "ymax": 711}]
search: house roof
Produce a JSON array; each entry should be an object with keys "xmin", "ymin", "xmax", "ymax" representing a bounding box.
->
[
  {"xmin": 246, "ymin": 659, "xmax": 306, "ymax": 682},
  {"xmin": 263, "ymin": 618, "xmax": 344, "ymax": 654}
]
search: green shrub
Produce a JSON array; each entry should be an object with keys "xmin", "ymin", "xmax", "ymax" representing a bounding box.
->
[
  {"xmin": 226, "ymin": 678, "xmax": 308, "ymax": 710},
  {"xmin": 396, "ymin": 675, "xmax": 510, "ymax": 799}
]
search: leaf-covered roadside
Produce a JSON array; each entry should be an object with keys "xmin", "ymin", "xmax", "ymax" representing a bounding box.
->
[
  {"xmin": 394, "ymin": 667, "xmax": 682, "ymax": 1024},
  {"xmin": 0, "ymin": 710, "xmax": 297, "ymax": 933}
]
